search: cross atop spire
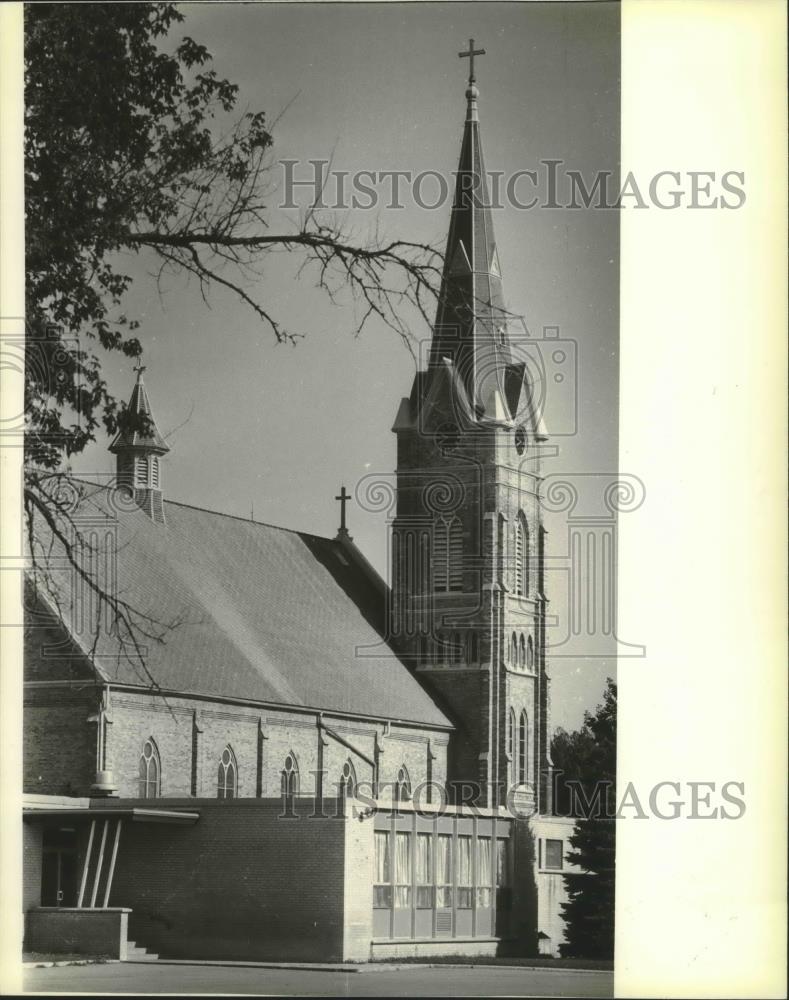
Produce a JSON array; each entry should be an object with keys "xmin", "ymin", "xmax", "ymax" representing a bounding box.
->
[
  {"xmin": 133, "ymin": 358, "xmax": 147, "ymax": 382},
  {"xmin": 458, "ymin": 38, "xmax": 485, "ymax": 85}
]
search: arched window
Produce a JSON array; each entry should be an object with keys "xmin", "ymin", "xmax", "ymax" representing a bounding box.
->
[
  {"xmin": 451, "ymin": 631, "xmax": 462, "ymax": 666},
  {"xmin": 217, "ymin": 745, "xmax": 237, "ymax": 799},
  {"xmin": 519, "ymin": 634, "xmax": 526, "ymax": 670},
  {"xmin": 138, "ymin": 738, "xmax": 160, "ymax": 799},
  {"xmin": 514, "ymin": 514, "xmax": 529, "ymax": 596},
  {"xmin": 136, "ymin": 455, "xmax": 149, "ymax": 486},
  {"xmin": 518, "ymin": 711, "xmax": 528, "ymax": 786},
  {"xmin": 448, "ymin": 519, "xmax": 463, "ymax": 591},
  {"xmin": 433, "ymin": 520, "xmax": 448, "ymax": 592},
  {"xmin": 508, "ymin": 708, "xmax": 516, "ymax": 781},
  {"xmin": 511, "ymin": 632, "xmax": 518, "ymax": 666},
  {"xmin": 527, "ymin": 635, "xmax": 534, "ymax": 671},
  {"xmin": 467, "ymin": 631, "xmax": 478, "ymax": 664},
  {"xmin": 281, "ymin": 752, "xmax": 299, "ymax": 807},
  {"xmin": 340, "ymin": 759, "xmax": 357, "ymax": 799},
  {"xmin": 151, "ymin": 456, "xmax": 159, "ymax": 487},
  {"xmin": 395, "ymin": 765, "xmax": 412, "ymax": 803},
  {"xmin": 497, "ymin": 514, "xmax": 506, "ymax": 584}
]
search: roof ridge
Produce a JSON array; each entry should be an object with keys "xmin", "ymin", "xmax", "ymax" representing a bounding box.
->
[
  {"xmin": 163, "ymin": 496, "xmax": 334, "ymax": 541},
  {"xmin": 55, "ymin": 476, "xmax": 336, "ymax": 543}
]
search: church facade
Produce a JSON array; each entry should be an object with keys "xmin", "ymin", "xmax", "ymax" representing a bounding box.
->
[{"xmin": 22, "ymin": 59, "xmax": 578, "ymax": 963}]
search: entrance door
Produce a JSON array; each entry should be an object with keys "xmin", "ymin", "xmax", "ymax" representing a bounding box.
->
[{"xmin": 41, "ymin": 828, "xmax": 78, "ymax": 907}]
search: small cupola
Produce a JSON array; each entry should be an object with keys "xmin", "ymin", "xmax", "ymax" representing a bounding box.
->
[{"xmin": 109, "ymin": 363, "xmax": 169, "ymax": 524}]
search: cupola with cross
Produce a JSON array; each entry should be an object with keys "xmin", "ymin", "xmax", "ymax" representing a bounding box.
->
[
  {"xmin": 390, "ymin": 43, "xmax": 552, "ymax": 812},
  {"xmin": 109, "ymin": 362, "xmax": 169, "ymax": 524}
]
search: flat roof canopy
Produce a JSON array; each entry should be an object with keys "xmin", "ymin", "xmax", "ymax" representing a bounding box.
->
[{"xmin": 23, "ymin": 807, "xmax": 199, "ymax": 825}]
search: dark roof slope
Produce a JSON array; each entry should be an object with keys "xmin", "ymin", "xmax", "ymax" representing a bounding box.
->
[{"xmin": 31, "ymin": 486, "xmax": 451, "ymax": 730}]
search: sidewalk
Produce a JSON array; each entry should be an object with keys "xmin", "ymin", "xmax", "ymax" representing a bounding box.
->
[{"xmin": 24, "ymin": 954, "xmax": 612, "ymax": 975}]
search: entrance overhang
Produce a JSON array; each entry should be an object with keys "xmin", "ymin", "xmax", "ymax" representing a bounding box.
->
[{"xmin": 23, "ymin": 807, "xmax": 199, "ymax": 825}]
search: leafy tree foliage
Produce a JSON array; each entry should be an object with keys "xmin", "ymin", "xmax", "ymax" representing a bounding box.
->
[
  {"xmin": 552, "ymin": 679, "xmax": 616, "ymax": 959},
  {"xmin": 23, "ymin": 4, "xmax": 440, "ymax": 672}
]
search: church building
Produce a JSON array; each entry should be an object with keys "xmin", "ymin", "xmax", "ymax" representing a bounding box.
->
[{"xmin": 22, "ymin": 51, "xmax": 578, "ymax": 963}]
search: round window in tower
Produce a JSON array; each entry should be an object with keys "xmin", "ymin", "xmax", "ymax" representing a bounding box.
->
[{"xmin": 514, "ymin": 426, "xmax": 527, "ymax": 455}]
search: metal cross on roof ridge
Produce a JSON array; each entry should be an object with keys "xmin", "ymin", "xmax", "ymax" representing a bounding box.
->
[
  {"xmin": 335, "ymin": 484, "xmax": 351, "ymax": 534},
  {"xmin": 459, "ymin": 38, "xmax": 486, "ymax": 84}
]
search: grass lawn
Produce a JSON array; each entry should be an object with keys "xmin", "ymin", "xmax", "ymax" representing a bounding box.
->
[
  {"xmin": 23, "ymin": 952, "xmax": 113, "ymax": 966},
  {"xmin": 371, "ymin": 955, "xmax": 613, "ymax": 971}
]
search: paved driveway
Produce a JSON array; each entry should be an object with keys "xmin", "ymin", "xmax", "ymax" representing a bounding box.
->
[{"xmin": 24, "ymin": 961, "xmax": 613, "ymax": 997}]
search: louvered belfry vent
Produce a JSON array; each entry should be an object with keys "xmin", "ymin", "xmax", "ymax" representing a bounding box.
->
[{"xmin": 109, "ymin": 364, "xmax": 169, "ymax": 525}]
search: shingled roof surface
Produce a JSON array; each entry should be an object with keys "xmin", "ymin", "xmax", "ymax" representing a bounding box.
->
[{"xmin": 34, "ymin": 486, "xmax": 451, "ymax": 730}]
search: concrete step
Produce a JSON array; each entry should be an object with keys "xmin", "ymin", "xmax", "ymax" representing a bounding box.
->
[{"xmin": 124, "ymin": 940, "xmax": 158, "ymax": 961}]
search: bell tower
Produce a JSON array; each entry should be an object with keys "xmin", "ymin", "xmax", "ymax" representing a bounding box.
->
[
  {"xmin": 109, "ymin": 363, "xmax": 169, "ymax": 524},
  {"xmin": 391, "ymin": 44, "xmax": 552, "ymax": 812}
]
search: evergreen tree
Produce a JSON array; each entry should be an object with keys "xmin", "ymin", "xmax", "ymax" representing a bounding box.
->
[{"xmin": 552, "ymin": 679, "xmax": 616, "ymax": 959}]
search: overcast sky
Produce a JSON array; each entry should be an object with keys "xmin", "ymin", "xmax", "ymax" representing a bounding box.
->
[{"xmin": 73, "ymin": 1, "xmax": 620, "ymax": 732}]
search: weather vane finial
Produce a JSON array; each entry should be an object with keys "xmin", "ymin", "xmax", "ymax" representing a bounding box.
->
[{"xmin": 459, "ymin": 38, "xmax": 486, "ymax": 86}]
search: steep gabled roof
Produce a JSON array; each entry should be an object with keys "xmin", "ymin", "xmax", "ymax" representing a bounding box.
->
[{"xmin": 28, "ymin": 485, "xmax": 451, "ymax": 730}]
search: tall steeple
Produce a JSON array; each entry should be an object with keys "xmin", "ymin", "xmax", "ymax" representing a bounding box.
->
[
  {"xmin": 391, "ymin": 46, "xmax": 552, "ymax": 812},
  {"xmin": 428, "ymin": 39, "xmax": 522, "ymax": 422},
  {"xmin": 109, "ymin": 363, "xmax": 169, "ymax": 524}
]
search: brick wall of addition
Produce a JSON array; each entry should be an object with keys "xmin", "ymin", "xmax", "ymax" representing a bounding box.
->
[
  {"xmin": 341, "ymin": 800, "xmax": 374, "ymax": 961},
  {"xmin": 103, "ymin": 798, "xmax": 351, "ymax": 962},
  {"xmin": 531, "ymin": 815, "xmax": 578, "ymax": 956},
  {"xmin": 23, "ymin": 823, "xmax": 43, "ymax": 911}
]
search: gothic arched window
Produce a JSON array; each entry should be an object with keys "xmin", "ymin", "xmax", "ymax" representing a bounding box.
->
[
  {"xmin": 340, "ymin": 759, "xmax": 357, "ymax": 800},
  {"xmin": 508, "ymin": 708, "xmax": 516, "ymax": 782},
  {"xmin": 451, "ymin": 631, "xmax": 462, "ymax": 666},
  {"xmin": 519, "ymin": 633, "xmax": 526, "ymax": 670},
  {"xmin": 448, "ymin": 519, "xmax": 463, "ymax": 591},
  {"xmin": 433, "ymin": 520, "xmax": 448, "ymax": 592},
  {"xmin": 217, "ymin": 745, "xmax": 237, "ymax": 799},
  {"xmin": 281, "ymin": 752, "xmax": 299, "ymax": 808},
  {"xmin": 527, "ymin": 635, "xmax": 534, "ymax": 671},
  {"xmin": 518, "ymin": 712, "xmax": 528, "ymax": 786},
  {"xmin": 511, "ymin": 632, "xmax": 518, "ymax": 666},
  {"xmin": 395, "ymin": 765, "xmax": 412, "ymax": 803},
  {"xmin": 514, "ymin": 513, "xmax": 529, "ymax": 596},
  {"xmin": 467, "ymin": 631, "xmax": 478, "ymax": 664},
  {"xmin": 138, "ymin": 738, "xmax": 161, "ymax": 799},
  {"xmin": 151, "ymin": 456, "xmax": 160, "ymax": 487},
  {"xmin": 136, "ymin": 455, "xmax": 149, "ymax": 487},
  {"xmin": 497, "ymin": 514, "xmax": 506, "ymax": 584}
]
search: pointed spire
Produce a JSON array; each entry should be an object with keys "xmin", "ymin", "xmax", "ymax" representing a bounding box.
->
[
  {"xmin": 430, "ymin": 43, "xmax": 513, "ymax": 414},
  {"xmin": 110, "ymin": 361, "xmax": 169, "ymax": 453},
  {"xmin": 109, "ymin": 363, "xmax": 169, "ymax": 524}
]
